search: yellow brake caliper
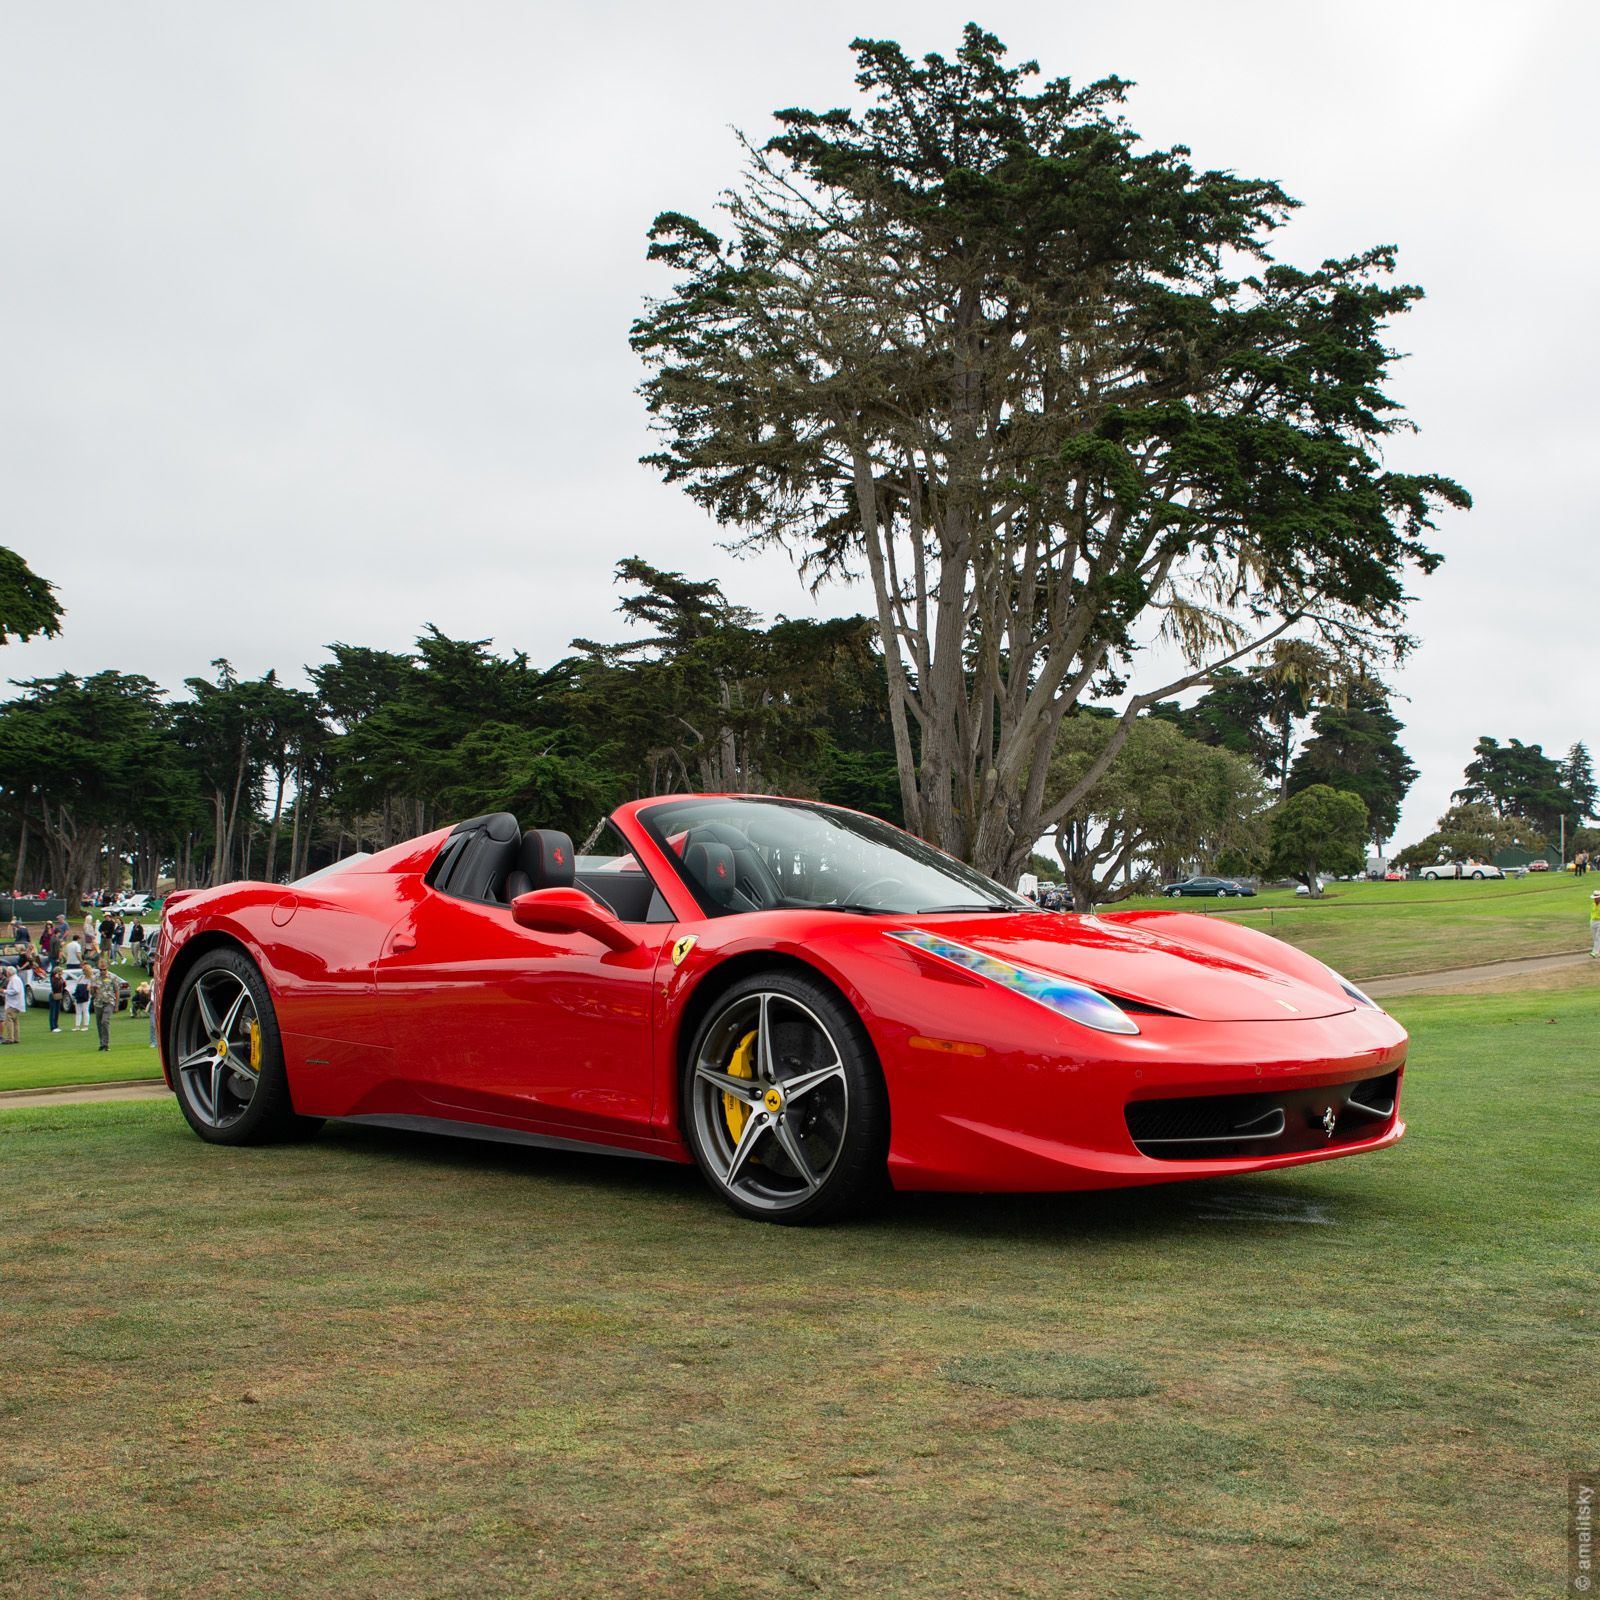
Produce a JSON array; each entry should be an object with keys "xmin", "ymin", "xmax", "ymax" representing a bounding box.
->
[
  {"xmin": 249, "ymin": 1019, "xmax": 262, "ymax": 1072},
  {"xmin": 723, "ymin": 1030, "xmax": 757, "ymax": 1143}
]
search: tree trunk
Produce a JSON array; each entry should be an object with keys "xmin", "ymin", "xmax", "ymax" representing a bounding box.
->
[
  {"xmin": 265, "ymin": 767, "xmax": 287, "ymax": 881},
  {"xmin": 287, "ymin": 772, "xmax": 303, "ymax": 883},
  {"xmin": 222, "ymin": 735, "xmax": 249, "ymax": 879}
]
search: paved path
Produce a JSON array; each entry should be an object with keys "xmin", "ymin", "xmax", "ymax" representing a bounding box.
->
[
  {"xmin": 0, "ymin": 1078, "xmax": 168, "ymax": 1110},
  {"xmin": 1362, "ymin": 951, "xmax": 1591, "ymax": 997}
]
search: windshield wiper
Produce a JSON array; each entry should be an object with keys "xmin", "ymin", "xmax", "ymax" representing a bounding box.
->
[{"xmin": 822, "ymin": 901, "xmax": 1021, "ymax": 917}]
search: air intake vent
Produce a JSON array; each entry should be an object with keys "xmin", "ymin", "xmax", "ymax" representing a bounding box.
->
[{"xmin": 1125, "ymin": 1070, "xmax": 1400, "ymax": 1160}]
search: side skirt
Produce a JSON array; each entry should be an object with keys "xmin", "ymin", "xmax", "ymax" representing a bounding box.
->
[{"xmin": 337, "ymin": 1112, "xmax": 672, "ymax": 1163}]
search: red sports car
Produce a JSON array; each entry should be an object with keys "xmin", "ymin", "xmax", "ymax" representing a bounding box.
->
[{"xmin": 155, "ymin": 795, "xmax": 1407, "ymax": 1223}]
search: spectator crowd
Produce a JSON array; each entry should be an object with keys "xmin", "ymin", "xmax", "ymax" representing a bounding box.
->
[{"xmin": 1, "ymin": 910, "xmax": 156, "ymax": 1054}]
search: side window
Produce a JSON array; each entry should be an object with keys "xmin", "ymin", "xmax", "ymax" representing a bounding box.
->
[{"xmin": 576, "ymin": 822, "xmax": 674, "ymax": 924}]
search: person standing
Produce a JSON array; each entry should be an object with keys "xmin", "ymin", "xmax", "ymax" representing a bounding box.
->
[
  {"xmin": 1591, "ymin": 890, "xmax": 1600, "ymax": 958},
  {"xmin": 3, "ymin": 964, "xmax": 24, "ymax": 1044},
  {"xmin": 91, "ymin": 958, "xmax": 117, "ymax": 1052},
  {"xmin": 72, "ymin": 969, "xmax": 91, "ymax": 1031},
  {"xmin": 64, "ymin": 932, "xmax": 82, "ymax": 967},
  {"xmin": 48, "ymin": 964, "xmax": 66, "ymax": 1033}
]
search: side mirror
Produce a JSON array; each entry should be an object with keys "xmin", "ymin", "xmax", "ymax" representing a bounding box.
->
[{"xmin": 511, "ymin": 887, "xmax": 637, "ymax": 952}]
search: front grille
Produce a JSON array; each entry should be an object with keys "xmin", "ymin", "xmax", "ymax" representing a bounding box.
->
[{"xmin": 1126, "ymin": 1070, "xmax": 1399, "ymax": 1160}]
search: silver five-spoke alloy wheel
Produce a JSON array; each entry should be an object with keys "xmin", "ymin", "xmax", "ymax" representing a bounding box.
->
[
  {"xmin": 174, "ymin": 967, "xmax": 262, "ymax": 1131},
  {"xmin": 689, "ymin": 990, "xmax": 852, "ymax": 1216}
]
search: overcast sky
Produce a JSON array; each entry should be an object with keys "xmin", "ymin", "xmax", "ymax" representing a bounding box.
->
[{"xmin": 2, "ymin": 0, "xmax": 1595, "ymax": 848}]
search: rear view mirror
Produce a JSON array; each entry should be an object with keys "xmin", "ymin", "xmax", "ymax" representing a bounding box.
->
[{"xmin": 511, "ymin": 887, "xmax": 637, "ymax": 952}]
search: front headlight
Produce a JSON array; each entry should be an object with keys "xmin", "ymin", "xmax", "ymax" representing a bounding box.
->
[
  {"xmin": 1324, "ymin": 964, "xmax": 1380, "ymax": 1010},
  {"xmin": 887, "ymin": 929, "xmax": 1141, "ymax": 1035}
]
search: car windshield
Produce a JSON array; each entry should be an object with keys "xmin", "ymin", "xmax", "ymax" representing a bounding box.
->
[{"xmin": 635, "ymin": 796, "xmax": 1028, "ymax": 917}]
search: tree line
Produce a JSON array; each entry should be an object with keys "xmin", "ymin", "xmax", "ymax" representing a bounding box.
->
[
  {"xmin": 1046, "ymin": 653, "xmax": 1423, "ymax": 906},
  {"xmin": 0, "ymin": 562, "xmax": 902, "ymax": 908},
  {"xmin": 1393, "ymin": 737, "xmax": 1597, "ymax": 869},
  {"xmin": 7, "ymin": 528, "xmax": 1586, "ymax": 908}
]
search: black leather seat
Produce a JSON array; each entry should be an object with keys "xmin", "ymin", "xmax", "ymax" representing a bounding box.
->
[
  {"xmin": 432, "ymin": 812, "xmax": 521, "ymax": 903},
  {"xmin": 503, "ymin": 829, "xmax": 576, "ymax": 901},
  {"xmin": 684, "ymin": 824, "xmax": 782, "ymax": 908}
]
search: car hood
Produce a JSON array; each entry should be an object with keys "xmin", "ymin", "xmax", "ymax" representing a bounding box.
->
[{"xmin": 891, "ymin": 911, "xmax": 1353, "ymax": 1022}]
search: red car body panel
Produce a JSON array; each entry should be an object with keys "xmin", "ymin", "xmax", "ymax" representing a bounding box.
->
[{"xmin": 156, "ymin": 796, "xmax": 1408, "ymax": 1192}]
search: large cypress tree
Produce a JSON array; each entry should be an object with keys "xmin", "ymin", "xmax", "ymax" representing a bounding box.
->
[{"xmin": 633, "ymin": 24, "xmax": 1466, "ymax": 879}]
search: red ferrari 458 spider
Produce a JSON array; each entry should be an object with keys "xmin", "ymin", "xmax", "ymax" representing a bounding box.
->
[{"xmin": 155, "ymin": 795, "xmax": 1407, "ymax": 1223}]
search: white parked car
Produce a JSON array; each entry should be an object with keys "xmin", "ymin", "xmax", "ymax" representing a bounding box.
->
[
  {"xmin": 1418, "ymin": 859, "xmax": 1504, "ymax": 881},
  {"xmin": 107, "ymin": 893, "xmax": 152, "ymax": 916},
  {"xmin": 24, "ymin": 965, "xmax": 131, "ymax": 1010}
]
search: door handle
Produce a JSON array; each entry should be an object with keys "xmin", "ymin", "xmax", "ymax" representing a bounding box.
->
[{"xmin": 388, "ymin": 935, "xmax": 416, "ymax": 954}]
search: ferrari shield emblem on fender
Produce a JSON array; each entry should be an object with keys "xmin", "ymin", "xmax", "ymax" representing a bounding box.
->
[
  {"xmin": 671, "ymin": 935, "xmax": 698, "ymax": 967},
  {"xmin": 1321, "ymin": 1105, "xmax": 1337, "ymax": 1139}
]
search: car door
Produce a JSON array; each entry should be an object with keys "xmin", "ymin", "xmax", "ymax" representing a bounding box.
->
[{"xmin": 374, "ymin": 880, "xmax": 667, "ymax": 1143}]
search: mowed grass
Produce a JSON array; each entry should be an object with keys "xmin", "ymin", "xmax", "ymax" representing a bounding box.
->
[
  {"xmin": 0, "ymin": 962, "xmax": 157, "ymax": 1093},
  {"xmin": 1, "ymin": 986, "xmax": 1594, "ymax": 1598},
  {"xmin": 1112, "ymin": 871, "xmax": 1596, "ymax": 979}
]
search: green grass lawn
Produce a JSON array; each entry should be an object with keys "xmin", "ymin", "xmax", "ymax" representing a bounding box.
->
[
  {"xmin": 1, "ymin": 984, "xmax": 1593, "ymax": 1598},
  {"xmin": 0, "ymin": 960, "xmax": 157, "ymax": 1092},
  {"xmin": 1110, "ymin": 871, "xmax": 1596, "ymax": 979}
]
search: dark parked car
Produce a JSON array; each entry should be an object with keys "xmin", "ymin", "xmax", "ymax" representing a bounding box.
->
[{"xmin": 1161, "ymin": 876, "xmax": 1256, "ymax": 899}]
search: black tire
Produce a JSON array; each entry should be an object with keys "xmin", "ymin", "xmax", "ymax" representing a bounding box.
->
[
  {"xmin": 681, "ymin": 969, "xmax": 889, "ymax": 1225},
  {"xmin": 169, "ymin": 948, "xmax": 321, "ymax": 1145}
]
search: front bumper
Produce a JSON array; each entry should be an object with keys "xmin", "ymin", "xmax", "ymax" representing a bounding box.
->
[{"xmin": 877, "ymin": 1003, "xmax": 1408, "ymax": 1194}]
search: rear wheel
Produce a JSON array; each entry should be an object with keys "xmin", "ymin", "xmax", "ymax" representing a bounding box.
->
[
  {"xmin": 170, "ymin": 949, "xmax": 321, "ymax": 1145},
  {"xmin": 682, "ymin": 971, "xmax": 888, "ymax": 1224}
]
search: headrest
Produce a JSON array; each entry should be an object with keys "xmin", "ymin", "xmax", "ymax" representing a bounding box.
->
[
  {"xmin": 685, "ymin": 841, "xmax": 737, "ymax": 906},
  {"xmin": 519, "ymin": 829, "xmax": 575, "ymax": 890},
  {"xmin": 692, "ymin": 821, "xmax": 753, "ymax": 849},
  {"xmin": 451, "ymin": 811, "xmax": 520, "ymax": 844}
]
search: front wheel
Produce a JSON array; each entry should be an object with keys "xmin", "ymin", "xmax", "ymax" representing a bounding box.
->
[
  {"xmin": 170, "ymin": 948, "xmax": 321, "ymax": 1145},
  {"xmin": 682, "ymin": 971, "xmax": 889, "ymax": 1224}
]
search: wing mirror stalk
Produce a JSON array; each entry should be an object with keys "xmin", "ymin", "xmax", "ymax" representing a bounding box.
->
[{"xmin": 511, "ymin": 887, "xmax": 638, "ymax": 952}]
